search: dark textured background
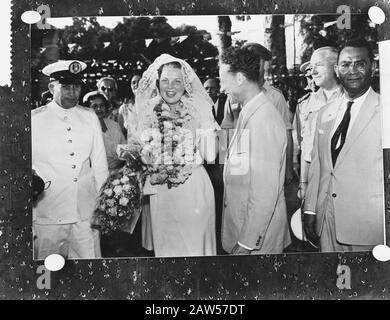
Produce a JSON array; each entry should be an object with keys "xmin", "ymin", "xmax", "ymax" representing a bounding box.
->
[{"xmin": 1, "ymin": 0, "xmax": 390, "ymax": 300}]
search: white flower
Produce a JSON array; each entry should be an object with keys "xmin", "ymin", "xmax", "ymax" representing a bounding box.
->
[
  {"xmin": 122, "ymin": 184, "xmax": 131, "ymax": 191},
  {"xmin": 142, "ymin": 144, "xmax": 153, "ymax": 153},
  {"xmin": 151, "ymin": 130, "xmax": 162, "ymax": 141},
  {"xmin": 184, "ymin": 154, "xmax": 194, "ymax": 163},
  {"xmin": 104, "ymin": 188, "xmax": 113, "ymax": 197},
  {"xmin": 163, "ymin": 156, "xmax": 173, "ymax": 165},
  {"xmin": 140, "ymin": 130, "xmax": 152, "ymax": 142},
  {"xmin": 164, "ymin": 121, "xmax": 173, "ymax": 128},
  {"xmin": 109, "ymin": 208, "xmax": 117, "ymax": 216},
  {"xmin": 119, "ymin": 197, "xmax": 129, "ymax": 206},
  {"xmin": 161, "ymin": 103, "xmax": 170, "ymax": 111},
  {"xmin": 113, "ymin": 185, "xmax": 123, "ymax": 195},
  {"xmin": 121, "ymin": 176, "xmax": 129, "ymax": 183},
  {"xmin": 112, "ymin": 179, "xmax": 120, "ymax": 186}
]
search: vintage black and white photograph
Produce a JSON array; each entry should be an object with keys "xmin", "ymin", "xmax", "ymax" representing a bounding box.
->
[{"xmin": 30, "ymin": 13, "xmax": 384, "ymax": 260}]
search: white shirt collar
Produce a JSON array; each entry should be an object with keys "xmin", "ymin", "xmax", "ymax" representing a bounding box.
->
[
  {"xmin": 49, "ymin": 100, "xmax": 77, "ymax": 116},
  {"xmin": 332, "ymin": 87, "xmax": 372, "ymax": 137},
  {"xmin": 347, "ymin": 86, "xmax": 371, "ymax": 105}
]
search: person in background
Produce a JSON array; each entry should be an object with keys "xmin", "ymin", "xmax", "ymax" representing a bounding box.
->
[
  {"xmin": 32, "ymin": 60, "xmax": 108, "ymax": 260},
  {"xmin": 119, "ymin": 72, "xmax": 142, "ymax": 137},
  {"xmin": 292, "ymin": 61, "xmax": 313, "ymax": 176},
  {"xmin": 40, "ymin": 90, "xmax": 53, "ymax": 107},
  {"xmin": 97, "ymin": 77, "xmax": 125, "ymax": 133},
  {"xmin": 83, "ymin": 91, "xmax": 126, "ymax": 173},
  {"xmin": 203, "ymin": 78, "xmax": 227, "ymax": 125},
  {"xmin": 303, "ymin": 39, "xmax": 383, "ymax": 252},
  {"xmin": 203, "ymin": 77, "xmax": 227, "ymax": 254},
  {"xmin": 295, "ymin": 47, "xmax": 344, "ymax": 201}
]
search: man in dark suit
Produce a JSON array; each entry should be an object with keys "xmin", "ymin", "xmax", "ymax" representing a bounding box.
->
[
  {"xmin": 203, "ymin": 78, "xmax": 227, "ymax": 254},
  {"xmin": 203, "ymin": 78, "xmax": 227, "ymax": 125}
]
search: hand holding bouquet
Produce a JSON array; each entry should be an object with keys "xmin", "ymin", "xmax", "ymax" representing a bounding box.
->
[{"xmin": 91, "ymin": 141, "xmax": 145, "ymax": 235}]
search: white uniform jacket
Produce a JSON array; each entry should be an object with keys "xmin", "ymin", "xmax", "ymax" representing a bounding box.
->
[{"xmin": 32, "ymin": 101, "xmax": 109, "ymax": 224}]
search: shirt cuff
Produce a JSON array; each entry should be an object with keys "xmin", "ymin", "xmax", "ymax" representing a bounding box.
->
[
  {"xmin": 304, "ymin": 211, "xmax": 316, "ymax": 215},
  {"xmin": 237, "ymin": 241, "xmax": 253, "ymax": 250}
]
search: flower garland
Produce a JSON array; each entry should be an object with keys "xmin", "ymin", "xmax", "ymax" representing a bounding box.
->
[{"xmin": 140, "ymin": 98, "xmax": 197, "ymax": 188}]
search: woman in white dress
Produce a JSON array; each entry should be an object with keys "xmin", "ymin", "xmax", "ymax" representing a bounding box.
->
[{"xmin": 127, "ymin": 54, "xmax": 219, "ymax": 257}]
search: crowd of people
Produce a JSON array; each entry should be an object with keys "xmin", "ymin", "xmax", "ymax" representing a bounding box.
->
[{"xmin": 31, "ymin": 37, "xmax": 384, "ymax": 260}]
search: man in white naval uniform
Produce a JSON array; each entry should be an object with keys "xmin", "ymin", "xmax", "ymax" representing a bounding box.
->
[{"xmin": 32, "ymin": 60, "xmax": 109, "ymax": 260}]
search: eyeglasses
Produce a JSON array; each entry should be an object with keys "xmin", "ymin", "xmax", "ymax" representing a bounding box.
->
[
  {"xmin": 100, "ymin": 86, "xmax": 114, "ymax": 92},
  {"xmin": 338, "ymin": 61, "xmax": 368, "ymax": 72}
]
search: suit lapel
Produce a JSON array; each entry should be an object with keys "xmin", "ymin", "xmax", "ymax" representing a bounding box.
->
[
  {"xmin": 217, "ymin": 96, "xmax": 226, "ymax": 125},
  {"xmin": 325, "ymin": 98, "xmax": 344, "ymax": 170},
  {"xmin": 334, "ymin": 89, "xmax": 379, "ymax": 169},
  {"xmin": 226, "ymin": 94, "xmax": 263, "ymax": 157}
]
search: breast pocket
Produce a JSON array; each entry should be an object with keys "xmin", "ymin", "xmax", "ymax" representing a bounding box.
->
[{"xmin": 228, "ymin": 151, "xmax": 249, "ymax": 176}]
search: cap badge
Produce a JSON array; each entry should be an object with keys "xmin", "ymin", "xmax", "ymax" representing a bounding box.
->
[{"xmin": 69, "ymin": 61, "xmax": 82, "ymax": 74}]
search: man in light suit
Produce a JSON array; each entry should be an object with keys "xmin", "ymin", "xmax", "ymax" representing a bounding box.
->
[
  {"xmin": 303, "ymin": 39, "xmax": 384, "ymax": 252},
  {"xmin": 219, "ymin": 46, "xmax": 291, "ymax": 254},
  {"xmin": 32, "ymin": 60, "xmax": 109, "ymax": 260},
  {"xmin": 222, "ymin": 42, "xmax": 295, "ymax": 186}
]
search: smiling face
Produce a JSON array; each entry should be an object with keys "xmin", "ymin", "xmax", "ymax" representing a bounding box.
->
[
  {"xmin": 49, "ymin": 82, "xmax": 81, "ymax": 109},
  {"xmin": 203, "ymin": 79, "xmax": 219, "ymax": 102},
  {"xmin": 89, "ymin": 97, "xmax": 107, "ymax": 120},
  {"xmin": 159, "ymin": 64, "xmax": 185, "ymax": 106},
  {"xmin": 219, "ymin": 63, "xmax": 241, "ymax": 104},
  {"xmin": 310, "ymin": 50, "xmax": 337, "ymax": 89},
  {"xmin": 98, "ymin": 79, "xmax": 117, "ymax": 102},
  {"xmin": 336, "ymin": 46, "xmax": 374, "ymax": 98}
]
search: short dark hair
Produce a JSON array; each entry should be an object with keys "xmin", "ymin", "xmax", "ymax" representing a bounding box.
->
[
  {"xmin": 338, "ymin": 38, "xmax": 375, "ymax": 62},
  {"xmin": 241, "ymin": 42, "xmax": 272, "ymax": 61},
  {"xmin": 204, "ymin": 78, "xmax": 220, "ymax": 87},
  {"xmin": 220, "ymin": 46, "xmax": 260, "ymax": 82}
]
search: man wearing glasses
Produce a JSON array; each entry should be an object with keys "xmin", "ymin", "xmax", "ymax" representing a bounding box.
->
[{"xmin": 303, "ymin": 39, "xmax": 384, "ymax": 252}]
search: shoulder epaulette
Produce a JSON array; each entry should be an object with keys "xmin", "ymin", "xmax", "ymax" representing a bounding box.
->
[
  {"xmin": 77, "ymin": 105, "xmax": 94, "ymax": 113},
  {"xmin": 31, "ymin": 105, "xmax": 48, "ymax": 116}
]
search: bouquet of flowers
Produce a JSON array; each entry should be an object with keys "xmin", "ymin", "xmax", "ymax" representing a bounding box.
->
[
  {"xmin": 91, "ymin": 142, "xmax": 145, "ymax": 235},
  {"xmin": 140, "ymin": 98, "xmax": 197, "ymax": 188}
]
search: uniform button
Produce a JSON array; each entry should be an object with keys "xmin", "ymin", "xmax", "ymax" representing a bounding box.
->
[
  {"xmin": 72, "ymin": 165, "xmax": 76, "ymax": 169},
  {"xmin": 332, "ymin": 193, "xmax": 337, "ymax": 198},
  {"xmin": 70, "ymin": 152, "xmax": 75, "ymax": 156},
  {"xmin": 67, "ymin": 127, "xmax": 71, "ymax": 131},
  {"xmin": 224, "ymin": 202, "xmax": 227, "ymax": 208},
  {"xmin": 68, "ymin": 139, "xmax": 72, "ymax": 143},
  {"xmin": 73, "ymin": 178, "xmax": 78, "ymax": 182}
]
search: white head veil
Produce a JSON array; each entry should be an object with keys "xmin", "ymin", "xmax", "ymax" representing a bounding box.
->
[{"xmin": 129, "ymin": 54, "xmax": 219, "ymax": 137}]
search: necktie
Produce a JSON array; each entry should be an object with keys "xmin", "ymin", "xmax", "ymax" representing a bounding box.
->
[
  {"xmin": 331, "ymin": 100, "xmax": 354, "ymax": 166},
  {"xmin": 212, "ymin": 104, "xmax": 217, "ymax": 120}
]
